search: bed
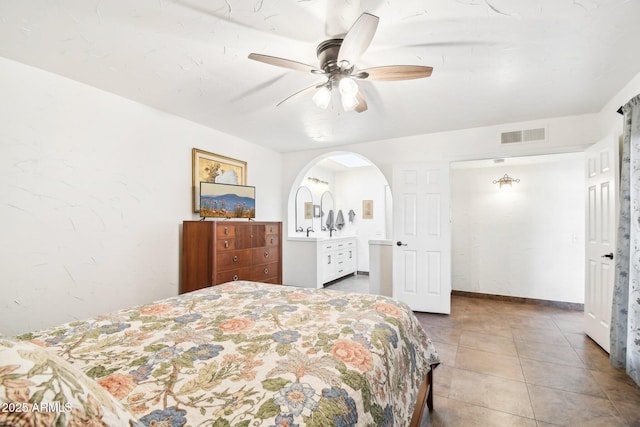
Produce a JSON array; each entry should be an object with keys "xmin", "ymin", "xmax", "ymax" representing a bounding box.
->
[{"xmin": 2, "ymin": 281, "xmax": 440, "ymax": 426}]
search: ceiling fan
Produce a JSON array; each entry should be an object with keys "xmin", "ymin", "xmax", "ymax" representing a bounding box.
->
[{"xmin": 248, "ymin": 12, "xmax": 433, "ymax": 113}]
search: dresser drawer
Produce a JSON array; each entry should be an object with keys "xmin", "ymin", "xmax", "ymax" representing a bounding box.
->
[
  {"xmin": 251, "ymin": 247, "xmax": 279, "ymax": 264},
  {"xmin": 216, "ymin": 249, "xmax": 252, "ymax": 270},
  {"xmin": 250, "ymin": 262, "xmax": 279, "ymax": 281},
  {"xmin": 265, "ymin": 234, "xmax": 280, "ymax": 247},
  {"xmin": 216, "ymin": 238, "xmax": 239, "ymax": 251},
  {"xmin": 265, "ymin": 223, "xmax": 279, "ymax": 234},
  {"xmin": 215, "ymin": 267, "xmax": 252, "ymax": 285},
  {"xmin": 216, "ymin": 225, "xmax": 236, "ymax": 238}
]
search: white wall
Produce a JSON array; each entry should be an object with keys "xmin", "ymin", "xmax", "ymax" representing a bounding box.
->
[
  {"xmin": 334, "ymin": 166, "xmax": 388, "ymax": 272},
  {"xmin": 451, "ymin": 154, "xmax": 585, "ymax": 303},
  {"xmin": 0, "ymin": 57, "xmax": 282, "ymax": 336}
]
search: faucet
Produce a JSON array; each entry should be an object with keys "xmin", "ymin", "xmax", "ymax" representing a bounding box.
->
[
  {"xmin": 329, "ymin": 227, "xmax": 336, "ymax": 237},
  {"xmin": 306, "ymin": 227, "xmax": 314, "ymax": 237},
  {"xmin": 296, "ymin": 226, "xmax": 304, "ymax": 232}
]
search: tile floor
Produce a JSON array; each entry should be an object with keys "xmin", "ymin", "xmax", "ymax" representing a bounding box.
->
[{"xmin": 325, "ymin": 274, "xmax": 640, "ymax": 427}]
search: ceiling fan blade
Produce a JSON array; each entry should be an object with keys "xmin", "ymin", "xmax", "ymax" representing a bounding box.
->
[
  {"xmin": 354, "ymin": 91, "xmax": 368, "ymax": 113},
  {"xmin": 337, "ymin": 13, "xmax": 379, "ymax": 66},
  {"xmin": 359, "ymin": 65, "xmax": 433, "ymax": 81},
  {"xmin": 276, "ymin": 84, "xmax": 322, "ymax": 107},
  {"xmin": 248, "ymin": 53, "xmax": 323, "ymax": 74}
]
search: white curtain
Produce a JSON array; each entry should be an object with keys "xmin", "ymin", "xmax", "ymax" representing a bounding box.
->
[{"xmin": 610, "ymin": 94, "xmax": 640, "ymax": 387}]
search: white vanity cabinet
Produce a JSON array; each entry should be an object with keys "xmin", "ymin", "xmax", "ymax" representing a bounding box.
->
[
  {"xmin": 284, "ymin": 236, "xmax": 357, "ymax": 289},
  {"xmin": 320, "ymin": 238, "xmax": 356, "ymax": 284}
]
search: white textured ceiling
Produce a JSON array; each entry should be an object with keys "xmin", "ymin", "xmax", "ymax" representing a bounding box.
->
[{"xmin": 1, "ymin": 0, "xmax": 639, "ymax": 152}]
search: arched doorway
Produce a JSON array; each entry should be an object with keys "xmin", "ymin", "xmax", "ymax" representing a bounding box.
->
[{"xmin": 284, "ymin": 151, "xmax": 391, "ymax": 289}]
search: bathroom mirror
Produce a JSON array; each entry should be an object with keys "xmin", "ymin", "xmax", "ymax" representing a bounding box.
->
[
  {"xmin": 320, "ymin": 190, "xmax": 335, "ymax": 231},
  {"xmin": 294, "ymin": 186, "xmax": 314, "ymax": 234}
]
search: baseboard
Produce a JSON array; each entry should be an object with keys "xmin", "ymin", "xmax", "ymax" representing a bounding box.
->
[
  {"xmin": 356, "ymin": 271, "xmax": 369, "ymax": 276},
  {"xmin": 451, "ymin": 290, "xmax": 584, "ymax": 311}
]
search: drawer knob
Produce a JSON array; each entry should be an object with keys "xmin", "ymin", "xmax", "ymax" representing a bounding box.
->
[
  {"xmin": 224, "ymin": 227, "xmax": 229, "ymax": 235},
  {"xmin": 224, "ymin": 241, "xmax": 229, "ymax": 248},
  {"xmin": 233, "ymin": 275, "xmax": 238, "ymax": 281},
  {"xmin": 233, "ymin": 256, "xmax": 239, "ymax": 262},
  {"xmin": 264, "ymin": 251, "xmax": 269, "ymax": 258},
  {"xmin": 264, "ymin": 267, "xmax": 269, "ymax": 275}
]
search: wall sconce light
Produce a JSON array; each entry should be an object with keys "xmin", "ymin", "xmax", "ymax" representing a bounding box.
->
[
  {"xmin": 307, "ymin": 177, "xmax": 329, "ymax": 186},
  {"xmin": 493, "ymin": 174, "xmax": 520, "ymax": 189}
]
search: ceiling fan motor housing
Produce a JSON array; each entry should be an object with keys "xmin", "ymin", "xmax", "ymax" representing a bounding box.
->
[{"xmin": 316, "ymin": 39, "xmax": 344, "ymax": 74}]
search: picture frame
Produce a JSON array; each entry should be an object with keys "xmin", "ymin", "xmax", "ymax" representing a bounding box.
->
[
  {"xmin": 192, "ymin": 148, "xmax": 247, "ymax": 213},
  {"xmin": 363, "ymin": 200, "xmax": 373, "ymax": 219}
]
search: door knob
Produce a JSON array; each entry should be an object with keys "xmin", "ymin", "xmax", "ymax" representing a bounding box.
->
[
  {"xmin": 396, "ymin": 241, "xmax": 407, "ymax": 247},
  {"xmin": 602, "ymin": 253, "xmax": 614, "ymax": 260}
]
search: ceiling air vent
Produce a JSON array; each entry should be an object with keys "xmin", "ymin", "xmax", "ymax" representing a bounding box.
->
[{"xmin": 501, "ymin": 127, "xmax": 546, "ymax": 144}]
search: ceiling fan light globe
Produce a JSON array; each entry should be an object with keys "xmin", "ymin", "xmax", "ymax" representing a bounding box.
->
[
  {"xmin": 312, "ymin": 86, "xmax": 332, "ymax": 110},
  {"xmin": 338, "ymin": 77, "xmax": 358, "ymax": 97},
  {"xmin": 341, "ymin": 93, "xmax": 359, "ymax": 111}
]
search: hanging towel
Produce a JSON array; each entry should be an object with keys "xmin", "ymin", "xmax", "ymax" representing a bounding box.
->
[
  {"xmin": 336, "ymin": 210, "xmax": 345, "ymax": 230},
  {"xmin": 326, "ymin": 210, "xmax": 335, "ymax": 230},
  {"xmin": 348, "ymin": 209, "xmax": 356, "ymax": 223}
]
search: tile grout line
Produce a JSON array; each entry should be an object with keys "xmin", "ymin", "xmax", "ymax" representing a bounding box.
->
[{"xmin": 511, "ymin": 323, "xmax": 541, "ymax": 424}]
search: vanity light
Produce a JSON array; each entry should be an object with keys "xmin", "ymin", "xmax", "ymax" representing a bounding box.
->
[
  {"xmin": 307, "ymin": 177, "xmax": 329, "ymax": 186},
  {"xmin": 493, "ymin": 174, "xmax": 520, "ymax": 189}
]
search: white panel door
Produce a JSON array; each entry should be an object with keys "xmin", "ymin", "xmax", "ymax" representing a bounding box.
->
[
  {"xmin": 585, "ymin": 135, "xmax": 618, "ymax": 352},
  {"xmin": 392, "ymin": 163, "xmax": 451, "ymax": 313}
]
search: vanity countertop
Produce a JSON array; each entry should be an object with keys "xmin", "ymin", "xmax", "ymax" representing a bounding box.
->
[
  {"xmin": 368, "ymin": 239, "xmax": 392, "ymax": 245},
  {"xmin": 287, "ymin": 235, "xmax": 356, "ymax": 243}
]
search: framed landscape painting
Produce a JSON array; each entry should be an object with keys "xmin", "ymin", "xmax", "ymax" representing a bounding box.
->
[{"xmin": 192, "ymin": 148, "xmax": 247, "ymax": 212}]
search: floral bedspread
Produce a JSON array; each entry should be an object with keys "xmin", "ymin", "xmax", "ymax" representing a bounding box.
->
[{"xmin": 18, "ymin": 281, "xmax": 440, "ymax": 426}]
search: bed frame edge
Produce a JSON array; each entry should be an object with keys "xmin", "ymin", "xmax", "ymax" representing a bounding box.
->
[{"xmin": 409, "ymin": 363, "xmax": 438, "ymax": 427}]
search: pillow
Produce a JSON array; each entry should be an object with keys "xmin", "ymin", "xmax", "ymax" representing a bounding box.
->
[{"xmin": 0, "ymin": 337, "xmax": 139, "ymax": 426}]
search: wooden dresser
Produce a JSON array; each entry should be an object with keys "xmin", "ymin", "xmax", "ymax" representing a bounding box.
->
[{"xmin": 181, "ymin": 221, "xmax": 282, "ymax": 294}]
